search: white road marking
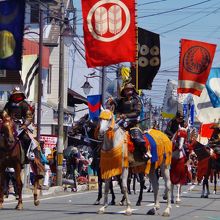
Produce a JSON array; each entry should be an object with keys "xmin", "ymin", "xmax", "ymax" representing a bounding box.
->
[
  {"xmin": 145, "ymin": 203, "xmax": 154, "ymax": 207},
  {"xmin": 4, "ymin": 190, "xmax": 96, "ymax": 205},
  {"xmin": 117, "ymin": 209, "xmax": 138, "ymax": 214}
]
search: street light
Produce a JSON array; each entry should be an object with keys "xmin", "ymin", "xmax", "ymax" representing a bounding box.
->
[
  {"xmin": 81, "ymin": 77, "xmax": 93, "ymax": 96},
  {"xmin": 81, "ymin": 74, "xmax": 102, "ymax": 96}
]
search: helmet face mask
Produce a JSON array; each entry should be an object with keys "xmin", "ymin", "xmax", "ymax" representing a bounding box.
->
[{"xmin": 9, "ymin": 87, "xmax": 26, "ymax": 102}]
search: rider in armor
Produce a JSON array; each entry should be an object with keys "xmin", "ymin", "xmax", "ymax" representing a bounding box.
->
[
  {"xmin": 107, "ymin": 82, "xmax": 152, "ymax": 162},
  {"xmin": 165, "ymin": 110, "xmax": 185, "ymax": 139},
  {"xmin": 2, "ymin": 87, "xmax": 44, "ymax": 177}
]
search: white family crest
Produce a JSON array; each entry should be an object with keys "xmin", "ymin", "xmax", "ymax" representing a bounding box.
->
[{"xmin": 87, "ymin": 0, "xmax": 131, "ymax": 42}]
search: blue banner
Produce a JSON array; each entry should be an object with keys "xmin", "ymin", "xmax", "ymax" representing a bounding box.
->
[
  {"xmin": 206, "ymin": 68, "xmax": 220, "ymax": 108},
  {"xmin": 0, "ymin": 0, "xmax": 25, "ymax": 70},
  {"xmin": 87, "ymin": 95, "xmax": 102, "ymax": 122},
  {"xmin": 190, "ymin": 104, "xmax": 194, "ymax": 126}
]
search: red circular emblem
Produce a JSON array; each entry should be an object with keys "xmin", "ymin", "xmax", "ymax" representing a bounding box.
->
[{"xmin": 183, "ymin": 46, "xmax": 210, "ymax": 74}]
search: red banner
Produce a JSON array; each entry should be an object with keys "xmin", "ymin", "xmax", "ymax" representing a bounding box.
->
[
  {"xmin": 81, "ymin": 0, "xmax": 136, "ymax": 67},
  {"xmin": 178, "ymin": 39, "xmax": 216, "ymax": 96}
]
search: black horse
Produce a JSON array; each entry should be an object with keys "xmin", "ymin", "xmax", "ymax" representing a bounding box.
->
[{"xmin": 69, "ymin": 114, "xmax": 118, "ymax": 205}]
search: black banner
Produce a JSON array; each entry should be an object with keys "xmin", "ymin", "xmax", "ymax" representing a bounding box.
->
[{"xmin": 131, "ymin": 27, "xmax": 160, "ymax": 90}]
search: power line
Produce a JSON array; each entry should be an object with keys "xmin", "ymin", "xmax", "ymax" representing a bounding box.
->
[
  {"xmin": 138, "ymin": 0, "xmax": 167, "ymax": 7},
  {"xmin": 152, "ymin": 1, "xmax": 220, "ymax": 32},
  {"xmin": 160, "ymin": 5, "xmax": 220, "ymax": 34},
  {"xmin": 138, "ymin": 0, "xmax": 212, "ymax": 19}
]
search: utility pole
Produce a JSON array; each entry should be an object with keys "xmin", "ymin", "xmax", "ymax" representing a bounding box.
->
[
  {"xmin": 101, "ymin": 67, "xmax": 105, "ymax": 105},
  {"xmin": 56, "ymin": 0, "xmax": 65, "ymax": 186},
  {"xmin": 37, "ymin": 9, "xmax": 43, "ymax": 141}
]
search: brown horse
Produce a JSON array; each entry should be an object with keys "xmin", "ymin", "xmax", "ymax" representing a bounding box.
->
[{"xmin": 0, "ymin": 117, "xmax": 41, "ymax": 210}]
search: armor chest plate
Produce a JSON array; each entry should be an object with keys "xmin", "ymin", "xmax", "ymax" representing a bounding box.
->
[
  {"xmin": 120, "ymin": 99, "xmax": 135, "ymax": 114},
  {"xmin": 8, "ymin": 102, "xmax": 23, "ymax": 120}
]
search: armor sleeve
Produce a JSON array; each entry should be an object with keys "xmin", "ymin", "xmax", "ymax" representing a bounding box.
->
[
  {"xmin": 23, "ymin": 101, "xmax": 33, "ymax": 126},
  {"xmin": 165, "ymin": 119, "xmax": 174, "ymax": 137}
]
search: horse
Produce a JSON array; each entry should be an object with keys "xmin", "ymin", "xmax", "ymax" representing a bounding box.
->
[
  {"xmin": 70, "ymin": 114, "xmax": 118, "ymax": 205},
  {"xmin": 170, "ymin": 125, "xmax": 190, "ymax": 204},
  {"xmin": 0, "ymin": 116, "xmax": 41, "ymax": 210},
  {"xmin": 190, "ymin": 127, "xmax": 220, "ymax": 198},
  {"xmin": 98, "ymin": 109, "xmax": 172, "ymax": 216}
]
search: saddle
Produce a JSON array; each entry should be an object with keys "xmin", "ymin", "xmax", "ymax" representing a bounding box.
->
[{"xmin": 194, "ymin": 141, "xmax": 210, "ymax": 161}]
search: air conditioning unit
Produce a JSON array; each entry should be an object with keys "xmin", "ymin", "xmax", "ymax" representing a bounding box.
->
[{"xmin": 0, "ymin": 70, "xmax": 6, "ymax": 77}]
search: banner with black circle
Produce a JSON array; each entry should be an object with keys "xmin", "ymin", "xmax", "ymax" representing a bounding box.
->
[
  {"xmin": 0, "ymin": 0, "xmax": 25, "ymax": 70},
  {"xmin": 131, "ymin": 27, "xmax": 160, "ymax": 90}
]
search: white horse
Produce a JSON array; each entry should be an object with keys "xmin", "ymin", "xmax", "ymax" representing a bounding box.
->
[{"xmin": 98, "ymin": 109, "xmax": 172, "ymax": 216}]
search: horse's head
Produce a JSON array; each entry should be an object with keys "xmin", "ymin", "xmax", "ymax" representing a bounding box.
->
[
  {"xmin": 99, "ymin": 109, "xmax": 115, "ymax": 137},
  {"xmin": 173, "ymin": 125, "xmax": 188, "ymax": 150},
  {"xmin": 0, "ymin": 117, "xmax": 16, "ymax": 147}
]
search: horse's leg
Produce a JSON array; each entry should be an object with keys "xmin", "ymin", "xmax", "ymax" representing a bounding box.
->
[
  {"xmin": 94, "ymin": 168, "xmax": 102, "ymax": 205},
  {"xmin": 161, "ymin": 164, "xmax": 171, "ymax": 217},
  {"xmin": 109, "ymin": 179, "xmax": 116, "ymax": 205},
  {"xmin": 133, "ymin": 173, "xmax": 136, "ymax": 194},
  {"xmin": 201, "ymin": 177, "xmax": 205, "ymax": 198},
  {"xmin": 136, "ymin": 173, "xmax": 144, "ymax": 206},
  {"xmin": 214, "ymin": 170, "xmax": 217, "ymax": 194},
  {"xmin": 0, "ymin": 168, "xmax": 5, "ymax": 209},
  {"xmin": 33, "ymin": 177, "xmax": 40, "ymax": 206},
  {"xmin": 176, "ymin": 183, "xmax": 181, "ymax": 204},
  {"xmin": 121, "ymin": 168, "xmax": 132, "ymax": 216},
  {"xmin": 171, "ymin": 184, "xmax": 175, "ymax": 204},
  {"xmin": 14, "ymin": 164, "xmax": 23, "ymax": 210},
  {"xmin": 98, "ymin": 179, "xmax": 110, "ymax": 214},
  {"xmin": 127, "ymin": 172, "xmax": 131, "ymax": 194},
  {"xmin": 147, "ymin": 163, "xmax": 160, "ymax": 215},
  {"xmin": 204, "ymin": 176, "xmax": 210, "ymax": 198}
]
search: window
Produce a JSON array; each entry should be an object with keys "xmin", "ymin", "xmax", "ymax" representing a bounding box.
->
[
  {"xmin": 30, "ymin": 4, "xmax": 39, "ymax": 23},
  {"xmin": 47, "ymin": 64, "xmax": 52, "ymax": 94},
  {"xmin": 0, "ymin": 70, "xmax": 6, "ymax": 77}
]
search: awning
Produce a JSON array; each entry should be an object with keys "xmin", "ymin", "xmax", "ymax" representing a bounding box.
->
[{"xmin": 68, "ymin": 88, "xmax": 87, "ymax": 106}]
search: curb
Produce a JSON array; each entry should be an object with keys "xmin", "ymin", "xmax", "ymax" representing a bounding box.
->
[{"xmin": 4, "ymin": 184, "xmax": 88, "ymax": 202}]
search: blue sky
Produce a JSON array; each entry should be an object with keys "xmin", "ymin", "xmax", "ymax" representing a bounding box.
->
[{"xmin": 71, "ymin": 0, "xmax": 220, "ymax": 105}]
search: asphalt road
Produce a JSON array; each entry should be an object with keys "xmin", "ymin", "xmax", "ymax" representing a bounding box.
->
[{"xmin": 1, "ymin": 181, "xmax": 220, "ymax": 220}]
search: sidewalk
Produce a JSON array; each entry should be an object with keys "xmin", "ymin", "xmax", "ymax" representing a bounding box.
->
[{"xmin": 4, "ymin": 184, "xmax": 88, "ymax": 202}]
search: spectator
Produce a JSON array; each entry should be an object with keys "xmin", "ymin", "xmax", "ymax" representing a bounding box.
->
[{"xmin": 4, "ymin": 167, "xmax": 18, "ymax": 198}]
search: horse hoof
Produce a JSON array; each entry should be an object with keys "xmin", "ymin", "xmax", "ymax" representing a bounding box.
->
[
  {"xmin": 97, "ymin": 208, "xmax": 105, "ymax": 214},
  {"xmin": 204, "ymin": 195, "xmax": 209, "ymax": 198},
  {"xmin": 109, "ymin": 201, "xmax": 115, "ymax": 205},
  {"xmin": 163, "ymin": 195, "xmax": 168, "ymax": 200},
  {"xmin": 171, "ymin": 200, "xmax": 174, "ymax": 204},
  {"xmin": 0, "ymin": 204, "xmax": 3, "ymax": 209},
  {"xmin": 162, "ymin": 211, "xmax": 170, "ymax": 217},
  {"xmin": 125, "ymin": 209, "xmax": 132, "ymax": 216},
  {"xmin": 147, "ymin": 208, "xmax": 156, "ymax": 215},
  {"xmin": 119, "ymin": 201, "xmax": 124, "ymax": 206},
  {"xmin": 136, "ymin": 201, "xmax": 141, "ymax": 206},
  {"xmin": 201, "ymin": 195, "xmax": 205, "ymax": 198},
  {"xmin": 94, "ymin": 200, "xmax": 100, "ymax": 205},
  {"xmin": 176, "ymin": 200, "xmax": 181, "ymax": 204},
  {"xmin": 16, "ymin": 204, "xmax": 23, "ymax": 210},
  {"xmin": 34, "ymin": 200, "xmax": 40, "ymax": 206},
  {"xmin": 128, "ymin": 191, "xmax": 131, "ymax": 195}
]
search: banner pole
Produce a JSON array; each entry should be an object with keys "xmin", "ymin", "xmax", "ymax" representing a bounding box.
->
[{"xmin": 135, "ymin": 0, "xmax": 138, "ymax": 90}]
